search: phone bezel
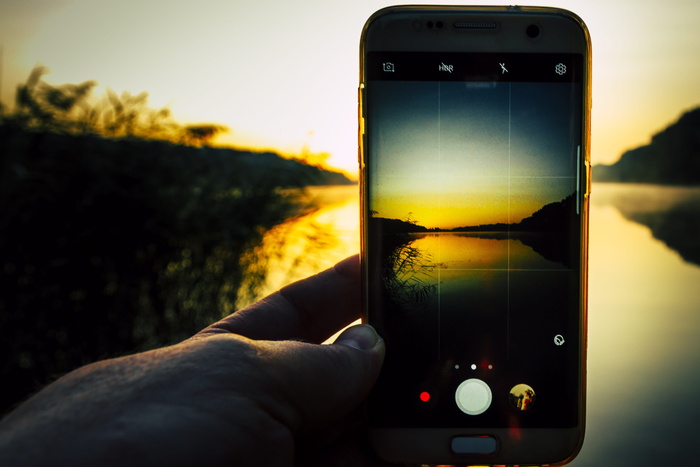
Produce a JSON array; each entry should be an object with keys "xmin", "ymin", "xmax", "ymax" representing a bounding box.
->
[{"xmin": 359, "ymin": 5, "xmax": 591, "ymax": 465}]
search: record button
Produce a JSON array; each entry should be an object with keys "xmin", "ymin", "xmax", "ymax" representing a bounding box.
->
[{"xmin": 455, "ymin": 378, "xmax": 492, "ymax": 415}]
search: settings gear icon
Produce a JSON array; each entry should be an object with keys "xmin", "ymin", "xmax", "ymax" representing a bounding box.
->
[{"xmin": 555, "ymin": 63, "xmax": 567, "ymax": 76}]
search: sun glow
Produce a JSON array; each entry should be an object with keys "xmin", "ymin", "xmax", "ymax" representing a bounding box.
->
[{"xmin": 1, "ymin": 0, "xmax": 699, "ymax": 175}]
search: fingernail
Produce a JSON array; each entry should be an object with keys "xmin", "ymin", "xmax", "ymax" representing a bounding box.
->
[{"xmin": 335, "ymin": 324, "xmax": 381, "ymax": 351}]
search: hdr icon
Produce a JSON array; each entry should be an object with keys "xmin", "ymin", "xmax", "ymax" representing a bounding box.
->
[{"xmin": 438, "ymin": 62, "xmax": 454, "ymax": 73}]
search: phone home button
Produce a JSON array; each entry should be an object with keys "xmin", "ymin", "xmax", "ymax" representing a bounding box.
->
[{"xmin": 451, "ymin": 435, "xmax": 498, "ymax": 454}]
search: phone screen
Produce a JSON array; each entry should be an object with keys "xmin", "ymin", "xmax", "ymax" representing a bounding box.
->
[{"xmin": 364, "ymin": 51, "xmax": 585, "ymax": 429}]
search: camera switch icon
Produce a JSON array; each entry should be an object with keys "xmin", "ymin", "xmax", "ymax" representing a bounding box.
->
[{"xmin": 382, "ymin": 62, "xmax": 395, "ymax": 72}]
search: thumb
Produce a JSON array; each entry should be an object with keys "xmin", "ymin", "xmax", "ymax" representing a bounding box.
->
[{"xmin": 259, "ymin": 324, "xmax": 385, "ymax": 434}]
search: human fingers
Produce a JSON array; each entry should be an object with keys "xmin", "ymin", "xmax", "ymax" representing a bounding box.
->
[
  {"xmin": 254, "ymin": 324, "xmax": 384, "ymax": 437},
  {"xmin": 195, "ymin": 254, "xmax": 360, "ymax": 343}
]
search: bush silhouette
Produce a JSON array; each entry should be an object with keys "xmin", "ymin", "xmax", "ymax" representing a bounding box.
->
[
  {"xmin": 0, "ymin": 69, "xmax": 350, "ymax": 416},
  {"xmin": 1, "ymin": 66, "xmax": 229, "ymax": 145}
]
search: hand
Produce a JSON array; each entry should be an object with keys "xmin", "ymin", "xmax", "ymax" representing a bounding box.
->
[{"xmin": 0, "ymin": 255, "xmax": 387, "ymax": 467}]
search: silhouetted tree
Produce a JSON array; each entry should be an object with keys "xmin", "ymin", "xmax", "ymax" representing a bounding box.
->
[
  {"xmin": 8, "ymin": 66, "xmax": 96, "ymax": 133},
  {"xmin": 181, "ymin": 124, "xmax": 229, "ymax": 147}
]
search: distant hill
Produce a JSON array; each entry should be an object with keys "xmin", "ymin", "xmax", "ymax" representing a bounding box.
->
[
  {"xmin": 450, "ymin": 194, "xmax": 575, "ymax": 233},
  {"xmin": 593, "ymin": 106, "xmax": 700, "ymax": 185},
  {"xmin": 374, "ymin": 194, "xmax": 576, "ymax": 234},
  {"xmin": 516, "ymin": 193, "xmax": 576, "ymax": 232},
  {"xmin": 210, "ymin": 147, "xmax": 354, "ymax": 186},
  {"xmin": 0, "ymin": 124, "xmax": 353, "ymax": 187}
]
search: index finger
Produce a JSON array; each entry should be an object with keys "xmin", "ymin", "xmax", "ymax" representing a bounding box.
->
[{"xmin": 194, "ymin": 255, "xmax": 361, "ymax": 343}]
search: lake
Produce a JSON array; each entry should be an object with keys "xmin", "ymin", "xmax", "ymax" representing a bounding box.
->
[
  {"xmin": 578, "ymin": 183, "xmax": 700, "ymax": 466},
  {"xmin": 254, "ymin": 182, "xmax": 700, "ymax": 465}
]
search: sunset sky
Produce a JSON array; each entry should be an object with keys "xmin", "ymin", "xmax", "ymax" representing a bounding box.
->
[
  {"xmin": 1, "ymin": 0, "xmax": 699, "ymax": 175},
  {"xmin": 368, "ymin": 81, "xmax": 578, "ymax": 228}
]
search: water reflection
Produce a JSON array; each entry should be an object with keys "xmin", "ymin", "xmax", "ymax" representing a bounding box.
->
[
  {"xmin": 592, "ymin": 183, "xmax": 700, "ymax": 265},
  {"xmin": 576, "ymin": 183, "xmax": 700, "ymax": 466},
  {"xmin": 241, "ymin": 185, "xmax": 360, "ymax": 305},
  {"xmin": 255, "ymin": 183, "xmax": 700, "ymax": 464},
  {"xmin": 409, "ymin": 232, "xmax": 567, "ymax": 270}
]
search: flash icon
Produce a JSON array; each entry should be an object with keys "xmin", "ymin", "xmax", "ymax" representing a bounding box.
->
[{"xmin": 499, "ymin": 62, "xmax": 508, "ymax": 74}]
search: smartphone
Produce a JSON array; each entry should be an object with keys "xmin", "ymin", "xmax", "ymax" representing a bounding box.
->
[{"xmin": 360, "ymin": 6, "xmax": 590, "ymax": 465}]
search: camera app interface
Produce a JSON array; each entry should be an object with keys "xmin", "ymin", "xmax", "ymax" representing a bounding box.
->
[{"xmin": 365, "ymin": 52, "xmax": 584, "ymax": 428}]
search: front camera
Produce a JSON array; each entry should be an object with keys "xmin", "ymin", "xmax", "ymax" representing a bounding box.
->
[{"xmin": 526, "ymin": 24, "xmax": 541, "ymax": 39}]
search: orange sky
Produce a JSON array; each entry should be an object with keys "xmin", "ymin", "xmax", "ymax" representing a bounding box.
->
[
  {"xmin": 367, "ymin": 80, "xmax": 579, "ymax": 229},
  {"xmin": 1, "ymin": 0, "xmax": 699, "ymax": 175}
]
